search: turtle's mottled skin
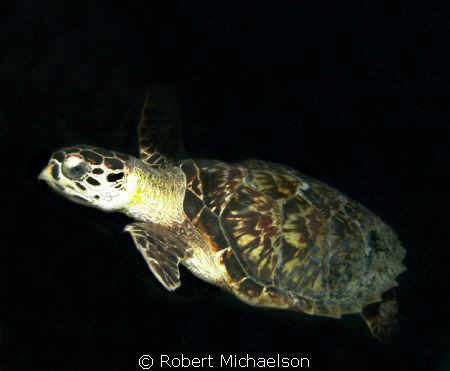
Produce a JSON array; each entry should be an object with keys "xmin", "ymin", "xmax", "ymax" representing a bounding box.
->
[{"xmin": 39, "ymin": 86, "xmax": 406, "ymax": 339}]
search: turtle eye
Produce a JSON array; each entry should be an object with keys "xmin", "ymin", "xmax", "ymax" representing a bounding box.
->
[{"xmin": 62, "ymin": 158, "xmax": 90, "ymax": 180}]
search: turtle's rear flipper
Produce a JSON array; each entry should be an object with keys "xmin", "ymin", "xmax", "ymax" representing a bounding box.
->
[{"xmin": 361, "ymin": 289, "xmax": 398, "ymax": 341}]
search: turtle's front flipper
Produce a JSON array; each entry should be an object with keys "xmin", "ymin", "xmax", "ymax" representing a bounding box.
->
[
  {"xmin": 361, "ymin": 289, "xmax": 398, "ymax": 341},
  {"xmin": 138, "ymin": 84, "xmax": 186, "ymax": 167},
  {"xmin": 124, "ymin": 222, "xmax": 188, "ymax": 291}
]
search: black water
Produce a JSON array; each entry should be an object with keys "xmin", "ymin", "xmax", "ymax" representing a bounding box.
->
[{"xmin": 2, "ymin": 2, "xmax": 449, "ymax": 370}]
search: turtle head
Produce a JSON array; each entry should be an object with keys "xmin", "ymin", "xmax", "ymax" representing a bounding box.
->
[{"xmin": 38, "ymin": 145, "xmax": 137, "ymax": 212}]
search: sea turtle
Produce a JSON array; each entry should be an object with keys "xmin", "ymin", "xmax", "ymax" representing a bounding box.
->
[{"xmin": 39, "ymin": 86, "xmax": 406, "ymax": 339}]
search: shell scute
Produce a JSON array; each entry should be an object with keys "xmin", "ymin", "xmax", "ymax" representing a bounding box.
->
[
  {"xmin": 221, "ymin": 185, "xmax": 281, "ymax": 286},
  {"xmin": 194, "ymin": 207, "xmax": 229, "ymax": 252},
  {"xmin": 183, "ymin": 189, "xmax": 204, "ymax": 221},
  {"xmin": 238, "ymin": 278, "xmax": 264, "ymax": 299},
  {"xmin": 197, "ymin": 160, "xmax": 244, "ymax": 216},
  {"xmin": 220, "ymin": 247, "xmax": 247, "ymax": 282}
]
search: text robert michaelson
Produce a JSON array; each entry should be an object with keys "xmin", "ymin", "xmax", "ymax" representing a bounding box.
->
[{"xmin": 160, "ymin": 354, "xmax": 309, "ymax": 368}]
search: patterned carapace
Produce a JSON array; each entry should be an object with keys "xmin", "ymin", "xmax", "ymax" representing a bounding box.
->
[{"xmin": 180, "ymin": 159, "xmax": 405, "ymax": 325}]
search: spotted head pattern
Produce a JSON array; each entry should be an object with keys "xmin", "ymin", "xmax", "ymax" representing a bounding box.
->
[{"xmin": 39, "ymin": 145, "xmax": 135, "ymax": 211}]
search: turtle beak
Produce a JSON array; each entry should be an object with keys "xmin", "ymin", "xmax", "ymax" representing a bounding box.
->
[{"xmin": 38, "ymin": 164, "xmax": 52, "ymax": 182}]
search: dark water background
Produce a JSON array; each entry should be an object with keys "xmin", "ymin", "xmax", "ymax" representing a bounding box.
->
[{"xmin": 1, "ymin": 1, "xmax": 449, "ymax": 370}]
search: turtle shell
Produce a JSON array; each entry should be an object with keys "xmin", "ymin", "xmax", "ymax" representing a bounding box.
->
[{"xmin": 180, "ymin": 159, "xmax": 406, "ymax": 318}]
